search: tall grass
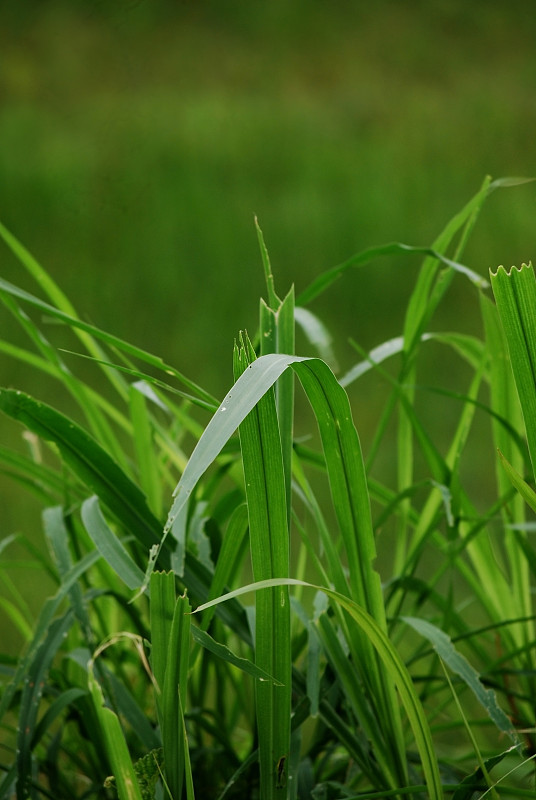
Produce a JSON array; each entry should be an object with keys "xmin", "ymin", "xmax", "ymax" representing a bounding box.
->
[{"xmin": 1, "ymin": 179, "xmax": 536, "ymax": 799}]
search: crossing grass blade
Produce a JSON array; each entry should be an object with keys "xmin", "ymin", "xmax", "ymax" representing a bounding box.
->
[
  {"xmin": 150, "ymin": 572, "xmax": 192, "ymax": 800},
  {"xmin": 88, "ymin": 657, "xmax": 144, "ymax": 800},
  {"xmin": 0, "ymin": 274, "xmax": 218, "ymax": 409},
  {"xmin": 233, "ymin": 332, "xmax": 291, "ymax": 799},
  {"xmin": 0, "ymin": 389, "xmax": 163, "ymax": 554},
  {"xmin": 194, "ymin": 578, "xmax": 444, "ymax": 800}
]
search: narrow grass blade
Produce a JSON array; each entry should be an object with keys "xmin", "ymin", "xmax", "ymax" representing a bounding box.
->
[
  {"xmin": 194, "ymin": 578, "xmax": 444, "ymax": 800},
  {"xmin": 0, "ymin": 389, "xmax": 163, "ymax": 553},
  {"xmin": 490, "ymin": 262, "xmax": 536, "ymax": 480},
  {"xmin": 233, "ymin": 333, "xmax": 291, "ymax": 799},
  {"xmin": 0, "ymin": 548, "xmax": 101, "ymax": 723},
  {"xmin": 190, "ymin": 626, "xmax": 280, "ymax": 683},
  {"xmin": 150, "ymin": 571, "xmax": 177, "ymax": 694},
  {"xmin": 0, "ymin": 276, "xmax": 218, "ymax": 407},
  {"xmin": 161, "ymin": 592, "xmax": 191, "ymax": 800},
  {"xmin": 81, "ymin": 496, "xmax": 146, "ymax": 590},
  {"xmin": 129, "ymin": 383, "xmax": 162, "ymax": 516},
  {"xmin": 403, "ymin": 617, "xmax": 518, "ymax": 742},
  {"xmin": 497, "ymin": 451, "xmax": 536, "ymax": 515},
  {"xmin": 88, "ymin": 659, "xmax": 144, "ymax": 800},
  {"xmin": 200, "ymin": 503, "xmax": 249, "ymax": 631},
  {"xmin": 296, "ymin": 241, "xmax": 487, "ymax": 306},
  {"xmin": 150, "ymin": 572, "xmax": 191, "ymax": 800},
  {"xmin": 16, "ymin": 610, "xmax": 74, "ymax": 800},
  {"xmin": 0, "ymin": 289, "xmax": 129, "ymax": 468}
]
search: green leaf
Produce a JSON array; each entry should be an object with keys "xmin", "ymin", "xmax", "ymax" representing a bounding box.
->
[
  {"xmin": 490, "ymin": 262, "xmax": 536, "ymax": 481},
  {"xmin": 194, "ymin": 578, "xmax": 444, "ymax": 800},
  {"xmin": 0, "ymin": 389, "xmax": 163, "ymax": 554},
  {"xmin": 88, "ymin": 658, "xmax": 144, "ymax": 800},
  {"xmin": 81, "ymin": 496, "xmax": 146, "ymax": 590},
  {"xmin": 190, "ymin": 625, "xmax": 281, "ymax": 684},
  {"xmin": 403, "ymin": 616, "xmax": 518, "ymax": 742},
  {"xmin": 296, "ymin": 241, "xmax": 488, "ymax": 306}
]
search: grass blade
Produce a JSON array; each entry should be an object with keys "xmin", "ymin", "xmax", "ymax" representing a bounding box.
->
[
  {"xmin": 233, "ymin": 332, "xmax": 291, "ymax": 799},
  {"xmin": 194, "ymin": 578, "xmax": 444, "ymax": 800}
]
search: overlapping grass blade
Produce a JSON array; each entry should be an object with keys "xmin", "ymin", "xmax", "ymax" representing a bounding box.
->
[
  {"xmin": 150, "ymin": 572, "xmax": 191, "ymax": 800},
  {"xmin": 0, "ymin": 276, "xmax": 217, "ymax": 408},
  {"xmin": 81, "ymin": 496, "xmax": 146, "ymax": 590},
  {"xmin": 88, "ymin": 656, "xmax": 143, "ymax": 800},
  {"xmin": 296, "ymin": 241, "xmax": 487, "ymax": 306},
  {"xmin": 194, "ymin": 578, "xmax": 444, "ymax": 800},
  {"xmin": 490, "ymin": 262, "xmax": 536, "ymax": 480},
  {"xmin": 403, "ymin": 617, "xmax": 518, "ymax": 742},
  {"xmin": 233, "ymin": 332, "xmax": 291, "ymax": 799},
  {"xmin": 161, "ymin": 349, "xmax": 408, "ymax": 790},
  {"xmin": 0, "ymin": 389, "xmax": 163, "ymax": 553}
]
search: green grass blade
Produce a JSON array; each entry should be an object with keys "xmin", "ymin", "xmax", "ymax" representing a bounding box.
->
[
  {"xmin": 16, "ymin": 610, "xmax": 74, "ymax": 800},
  {"xmin": 0, "ymin": 548, "xmax": 101, "ymax": 724},
  {"xmin": 129, "ymin": 383, "xmax": 162, "ymax": 516},
  {"xmin": 403, "ymin": 617, "xmax": 518, "ymax": 742},
  {"xmin": 81, "ymin": 496, "xmax": 146, "ymax": 590},
  {"xmin": 194, "ymin": 578, "xmax": 444, "ymax": 800},
  {"xmin": 161, "ymin": 592, "xmax": 191, "ymax": 800},
  {"xmin": 150, "ymin": 572, "xmax": 192, "ymax": 800},
  {"xmin": 0, "ymin": 289, "xmax": 129, "ymax": 468},
  {"xmin": 190, "ymin": 626, "xmax": 280, "ymax": 683},
  {"xmin": 200, "ymin": 503, "xmax": 249, "ymax": 632},
  {"xmin": 296, "ymin": 242, "xmax": 487, "ymax": 306},
  {"xmin": 233, "ymin": 332, "xmax": 291, "ymax": 799},
  {"xmin": 0, "ymin": 276, "xmax": 218, "ymax": 408},
  {"xmin": 88, "ymin": 658, "xmax": 144, "ymax": 800},
  {"xmin": 490, "ymin": 262, "xmax": 536, "ymax": 480},
  {"xmin": 150, "ymin": 571, "xmax": 177, "ymax": 695},
  {"xmin": 0, "ymin": 389, "xmax": 163, "ymax": 554}
]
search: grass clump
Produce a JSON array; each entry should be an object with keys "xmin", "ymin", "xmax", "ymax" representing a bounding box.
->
[{"xmin": 1, "ymin": 178, "xmax": 536, "ymax": 799}]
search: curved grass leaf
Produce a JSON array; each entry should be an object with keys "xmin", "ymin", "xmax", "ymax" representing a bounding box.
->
[
  {"xmin": 193, "ymin": 578, "xmax": 444, "ymax": 800},
  {"xmin": 81, "ymin": 496, "xmax": 146, "ymax": 590},
  {"xmin": 190, "ymin": 625, "xmax": 280, "ymax": 684},
  {"xmin": 0, "ymin": 389, "xmax": 163, "ymax": 554},
  {"xmin": 0, "ymin": 276, "xmax": 217, "ymax": 408},
  {"xmin": 403, "ymin": 616, "xmax": 518, "ymax": 742},
  {"xmin": 490, "ymin": 263, "xmax": 536, "ymax": 480},
  {"xmin": 16, "ymin": 610, "xmax": 74, "ymax": 800},
  {"xmin": 296, "ymin": 242, "xmax": 488, "ymax": 306}
]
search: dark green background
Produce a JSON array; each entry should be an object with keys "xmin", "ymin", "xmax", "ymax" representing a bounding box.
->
[{"xmin": 1, "ymin": 0, "xmax": 535, "ymax": 586}]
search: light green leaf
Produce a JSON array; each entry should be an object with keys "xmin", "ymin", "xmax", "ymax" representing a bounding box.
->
[
  {"xmin": 81, "ymin": 497, "xmax": 146, "ymax": 590},
  {"xmin": 403, "ymin": 616, "xmax": 518, "ymax": 742}
]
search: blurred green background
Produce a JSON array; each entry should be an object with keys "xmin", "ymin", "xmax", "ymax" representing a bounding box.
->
[{"xmin": 1, "ymin": 0, "xmax": 536, "ymax": 614}]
